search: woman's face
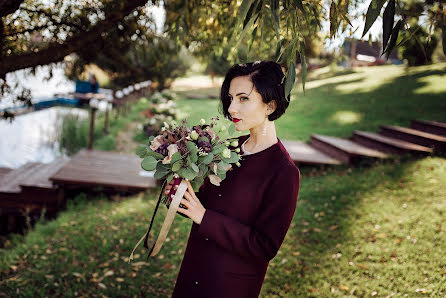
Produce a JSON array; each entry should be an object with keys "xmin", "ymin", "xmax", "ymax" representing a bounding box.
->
[{"xmin": 227, "ymin": 76, "xmax": 269, "ymax": 131}]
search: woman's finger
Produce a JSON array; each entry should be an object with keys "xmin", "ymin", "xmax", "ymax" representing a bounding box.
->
[
  {"xmin": 183, "ymin": 191, "xmax": 196, "ymax": 205},
  {"xmin": 185, "ymin": 180, "xmax": 198, "ymax": 202}
]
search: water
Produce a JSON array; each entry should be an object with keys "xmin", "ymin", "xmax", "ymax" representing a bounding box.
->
[{"xmin": 0, "ymin": 107, "xmax": 88, "ymax": 168}]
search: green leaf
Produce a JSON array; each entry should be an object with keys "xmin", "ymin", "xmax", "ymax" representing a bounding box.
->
[
  {"xmin": 218, "ymin": 160, "xmax": 229, "ymax": 170},
  {"xmin": 199, "ymin": 136, "xmax": 209, "ymax": 142},
  {"xmin": 362, "ymin": 0, "xmax": 387, "ymax": 38},
  {"xmin": 384, "ymin": 19, "xmax": 402, "ymax": 56},
  {"xmin": 182, "ymin": 167, "xmax": 198, "ymax": 180},
  {"xmin": 186, "ymin": 141, "xmax": 198, "ymax": 154},
  {"xmin": 202, "ymin": 152, "xmax": 214, "ymax": 164},
  {"xmin": 148, "ymin": 135, "xmax": 155, "ymax": 145},
  {"xmin": 170, "ymin": 152, "xmax": 182, "ymax": 164},
  {"xmin": 141, "ymin": 156, "xmax": 157, "ymax": 171},
  {"xmin": 382, "ymin": 0, "xmax": 395, "ymax": 54},
  {"xmin": 228, "ymin": 122, "xmax": 236, "ymax": 136},
  {"xmin": 274, "ymin": 39, "xmax": 286, "ymax": 61},
  {"xmin": 244, "ymin": 0, "xmax": 259, "ymax": 29},
  {"xmin": 166, "ymin": 173, "xmax": 174, "ymax": 184},
  {"xmin": 300, "ymin": 50, "xmax": 307, "ymax": 93},
  {"xmin": 199, "ymin": 163, "xmax": 208, "ymax": 176},
  {"xmin": 212, "ymin": 145, "xmax": 227, "ymax": 155},
  {"xmin": 154, "ymin": 169, "xmax": 169, "ymax": 180},
  {"xmin": 284, "ymin": 62, "xmax": 296, "ymax": 99},
  {"xmin": 222, "ymin": 151, "xmax": 240, "ymax": 164},
  {"xmin": 171, "ymin": 160, "xmax": 182, "ymax": 172},
  {"xmin": 145, "ymin": 150, "xmax": 164, "ymax": 159},
  {"xmin": 191, "ymin": 162, "xmax": 199, "ymax": 173},
  {"xmin": 270, "ymin": 0, "xmax": 280, "ymax": 39},
  {"xmin": 237, "ymin": 0, "xmax": 255, "ymax": 29},
  {"xmin": 136, "ymin": 144, "xmax": 147, "ymax": 158}
]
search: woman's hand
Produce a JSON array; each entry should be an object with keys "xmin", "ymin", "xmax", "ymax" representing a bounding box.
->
[{"xmin": 164, "ymin": 179, "xmax": 206, "ymax": 225}]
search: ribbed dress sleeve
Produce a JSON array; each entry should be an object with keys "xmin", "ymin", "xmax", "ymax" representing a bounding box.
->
[{"xmin": 197, "ymin": 163, "xmax": 300, "ymax": 262}]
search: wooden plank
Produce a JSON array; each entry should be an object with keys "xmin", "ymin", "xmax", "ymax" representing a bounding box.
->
[
  {"xmin": 0, "ymin": 163, "xmax": 41, "ymax": 193},
  {"xmin": 353, "ymin": 131, "xmax": 433, "ymax": 155},
  {"xmin": 20, "ymin": 158, "xmax": 71, "ymax": 189},
  {"xmin": 380, "ymin": 125, "xmax": 446, "ymax": 151},
  {"xmin": 311, "ymin": 134, "xmax": 388, "ymax": 164},
  {"xmin": 410, "ymin": 120, "xmax": 446, "ymax": 137},
  {"xmin": 281, "ymin": 140, "xmax": 342, "ymax": 165},
  {"xmin": 50, "ymin": 149, "xmax": 156, "ymax": 190}
]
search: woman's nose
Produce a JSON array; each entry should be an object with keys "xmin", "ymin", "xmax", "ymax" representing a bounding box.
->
[{"xmin": 228, "ymin": 100, "xmax": 237, "ymax": 116}]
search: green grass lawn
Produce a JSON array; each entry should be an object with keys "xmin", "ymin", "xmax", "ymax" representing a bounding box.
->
[{"xmin": 1, "ymin": 64, "xmax": 446, "ymax": 296}]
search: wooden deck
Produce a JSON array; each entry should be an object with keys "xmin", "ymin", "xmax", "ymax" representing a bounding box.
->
[
  {"xmin": 0, "ymin": 159, "xmax": 68, "ymax": 212},
  {"xmin": 50, "ymin": 149, "xmax": 157, "ymax": 191}
]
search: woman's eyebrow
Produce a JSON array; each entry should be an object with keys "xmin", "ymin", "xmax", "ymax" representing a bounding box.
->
[{"xmin": 228, "ymin": 91, "xmax": 249, "ymax": 97}]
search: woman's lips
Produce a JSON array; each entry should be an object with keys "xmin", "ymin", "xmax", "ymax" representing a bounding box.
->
[{"xmin": 232, "ymin": 118, "xmax": 241, "ymax": 122}]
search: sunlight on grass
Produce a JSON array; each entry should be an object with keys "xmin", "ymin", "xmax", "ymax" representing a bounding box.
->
[
  {"xmin": 331, "ymin": 110, "xmax": 363, "ymax": 125},
  {"xmin": 413, "ymin": 74, "xmax": 446, "ymax": 95}
]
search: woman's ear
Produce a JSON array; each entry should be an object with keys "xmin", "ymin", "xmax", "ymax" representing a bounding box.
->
[{"xmin": 267, "ymin": 100, "xmax": 277, "ymax": 115}]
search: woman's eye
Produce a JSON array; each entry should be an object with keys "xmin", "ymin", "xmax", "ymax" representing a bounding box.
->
[{"xmin": 240, "ymin": 97, "xmax": 248, "ymax": 102}]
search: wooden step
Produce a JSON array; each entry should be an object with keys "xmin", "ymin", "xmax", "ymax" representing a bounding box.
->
[
  {"xmin": 352, "ymin": 131, "xmax": 433, "ymax": 155},
  {"xmin": 0, "ymin": 162, "xmax": 41, "ymax": 194},
  {"xmin": 281, "ymin": 140, "xmax": 342, "ymax": 165},
  {"xmin": 19, "ymin": 158, "xmax": 70, "ymax": 189},
  {"xmin": 410, "ymin": 120, "xmax": 446, "ymax": 137},
  {"xmin": 310, "ymin": 134, "xmax": 388, "ymax": 164},
  {"xmin": 380, "ymin": 125, "xmax": 446, "ymax": 152}
]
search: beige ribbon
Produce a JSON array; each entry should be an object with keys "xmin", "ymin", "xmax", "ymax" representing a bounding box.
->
[{"xmin": 129, "ymin": 179, "xmax": 188, "ymax": 262}]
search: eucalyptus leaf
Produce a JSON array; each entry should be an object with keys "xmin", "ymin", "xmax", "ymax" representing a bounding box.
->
[
  {"xmin": 202, "ymin": 152, "xmax": 214, "ymax": 164},
  {"xmin": 171, "ymin": 160, "xmax": 183, "ymax": 172},
  {"xmin": 186, "ymin": 141, "xmax": 198, "ymax": 154},
  {"xmin": 166, "ymin": 173, "xmax": 174, "ymax": 184},
  {"xmin": 145, "ymin": 150, "xmax": 164, "ymax": 159},
  {"xmin": 191, "ymin": 162, "xmax": 199, "ymax": 173},
  {"xmin": 154, "ymin": 169, "xmax": 169, "ymax": 180},
  {"xmin": 141, "ymin": 156, "xmax": 157, "ymax": 171},
  {"xmin": 170, "ymin": 152, "xmax": 182, "ymax": 164},
  {"xmin": 136, "ymin": 145, "xmax": 147, "ymax": 158},
  {"xmin": 228, "ymin": 122, "xmax": 236, "ymax": 136}
]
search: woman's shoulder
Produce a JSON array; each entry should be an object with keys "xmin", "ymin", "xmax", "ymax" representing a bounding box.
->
[{"xmin": 273, "ymin": 141, "xmax": 300, "ymax": 177}]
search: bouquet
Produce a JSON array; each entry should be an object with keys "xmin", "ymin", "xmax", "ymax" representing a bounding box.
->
[{"xmin": 129, "ymin": 116, "xmax": 242, "ymax": 261}]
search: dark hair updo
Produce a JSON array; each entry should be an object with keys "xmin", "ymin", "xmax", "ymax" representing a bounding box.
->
[{"xmin": 219, "ymin": 61, "xmax": 291, "ymax": 121}]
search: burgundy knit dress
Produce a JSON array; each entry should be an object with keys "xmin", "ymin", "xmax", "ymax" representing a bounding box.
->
[{"xmin": 171, "ymin": 134, "xmax": 300, "ymax": 298}]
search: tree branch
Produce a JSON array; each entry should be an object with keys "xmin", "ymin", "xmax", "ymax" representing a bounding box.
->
[{"xmin": 0, "ymin": 0, "xmax": 150, "ymax": 77}]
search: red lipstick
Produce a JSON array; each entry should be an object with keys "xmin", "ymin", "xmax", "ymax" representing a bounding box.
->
[{"xmin": 232, "ymin": 118, "xmax": 240, "ymax": 122}]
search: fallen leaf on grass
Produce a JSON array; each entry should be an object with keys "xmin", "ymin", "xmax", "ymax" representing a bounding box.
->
[
  {"xmin": 292, "ymin": 251, "xmax": 300, "ymax": 256},
  {"xmin": 339, "ymin": 285, "xmax": 349, "ymax": 291},
  {"xmin": 308, "ymin": 288, "xmax": 318, "ymax": 293},
  {"xmin": 328, "ymin": 225, "xmax": 338, "ymax": 230},
  {"xmin": 98, "ymin": 283, "xmax": 107, "ymax": 289},
  {"xmin": 357, "ymin": 264, "xmax": 369, "ymax": 269},
  {"xmin": 116, "ymin": 277, "xmax": 125, "ymax": 282}
]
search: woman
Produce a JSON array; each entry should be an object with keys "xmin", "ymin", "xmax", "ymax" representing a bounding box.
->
[{"xmin": 168, "ymin": 61, "xmax": 300, "ymax": 298}]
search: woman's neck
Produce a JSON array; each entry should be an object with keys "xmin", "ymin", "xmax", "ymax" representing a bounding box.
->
[{"xmin": 245, "ymin": 120, "xmax": 278, "ymax": 153}]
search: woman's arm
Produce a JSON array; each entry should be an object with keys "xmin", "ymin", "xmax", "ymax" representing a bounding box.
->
[{"xmin": 197, "ymin": 163, "xmax": 300, "ymax": 263}]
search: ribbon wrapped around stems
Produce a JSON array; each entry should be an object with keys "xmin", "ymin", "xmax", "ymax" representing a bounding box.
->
[{"xmin": 129, "ymin": 176, "xmax": 188, "ymax": 262}]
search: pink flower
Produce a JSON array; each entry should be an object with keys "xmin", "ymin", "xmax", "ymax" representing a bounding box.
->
[
  {"xmin": 162, "ymin": 144, "xmax": 179, "ymax": 164},
  {"xmin": 150, "ymin": 135, "xmax": 166, "ymax": 151}
]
